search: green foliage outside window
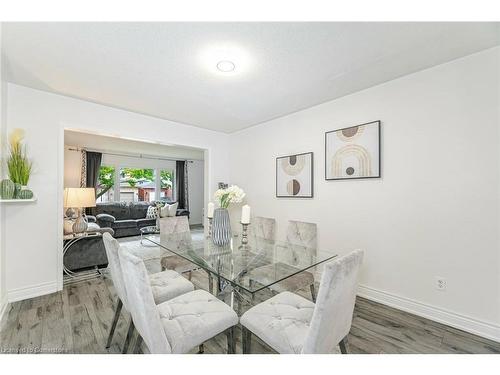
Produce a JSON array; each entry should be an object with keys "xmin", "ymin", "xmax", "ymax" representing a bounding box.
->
[
  {"xmin": 97, "ymin": 166, "xmax": 173, "ymax": 200},
  {"xmin": 97, "ymin": 166, "xmax": 115, "ymax": 199},
  {"xmin": 160, "ymin": 170, "xmax": 173, "ymax": 189},
  {"xmin": 120, "ymin": 168, "xmax": 154, "ymax": 187}
]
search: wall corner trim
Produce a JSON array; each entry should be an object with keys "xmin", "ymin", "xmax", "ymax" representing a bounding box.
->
[
  {"xmin": 0, "ymin": 295, "xmax": 9, "ymax": 325},
  {"xmin": 358, "ymin": 284, "xmax": 500, "ymax": 343},
  {"xmin": 7, "ymin": 280, "xmax": 59, "ymax": 303}
]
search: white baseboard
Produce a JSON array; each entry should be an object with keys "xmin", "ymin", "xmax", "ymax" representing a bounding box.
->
[
  {"xmin": 358, "ymin": 285, "xmax": 500, "ymax": 343},
  {"xmin": 7, "ymin": 280, "xmax": 59, "ymax": 303}
]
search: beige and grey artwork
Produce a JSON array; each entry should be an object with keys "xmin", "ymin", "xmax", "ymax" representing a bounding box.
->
[
  {"xmin": 276, "ymin": 152, "xmax": 313, "ymax": 197},
  {"xmin": 325, "ymin": 121, "xmax": 380, "ymax": 180}
]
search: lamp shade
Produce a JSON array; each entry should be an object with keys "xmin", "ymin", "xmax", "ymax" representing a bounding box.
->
[{"xmin": 64, "ymin": 188, "xmax": 96, "ymax": 208}]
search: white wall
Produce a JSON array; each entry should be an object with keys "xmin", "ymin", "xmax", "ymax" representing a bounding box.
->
[
  {"xmin": 4, "ymin": 83, "xmax": 230, "ymax": 301},
  {"xmin": 229, "ymin": 47, "xmax": 500, "ymax": 340},
  {"xmin": 0, "ymin": 22, "xmax": 7, "ymax": 321},
  {"xmin": 188, "ymin": 160, "xmax": 204, "ymax": 225}
]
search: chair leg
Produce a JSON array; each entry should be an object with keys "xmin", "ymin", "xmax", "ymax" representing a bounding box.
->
[
  {"xmin": 106, "ymin": 299, "xmax": 123, "ymax": 349},
  {"xmin": 133, "ymin": 334, "xmax": 143, "ymax": 354},
  {"xmin": 188, "ymin": 270, "xmax": 193, "ymax": 281},
  {"xmin": 339, "ymin": 336, "xmax": 348, "ymax": 354},
  {"xmin": 242, "ymin": 326, "xmax": 252, "ymax": 354},
  {"xmin": 226, "ymin": 326, "xmax": 236, "ymax": 354},
  {"xmin": 122, "ymin": 319, "xmax": 135, "ymax": 354},
  {"xmin": 309, "ymin": 283, "xmax": 317, "ymax": 303}
]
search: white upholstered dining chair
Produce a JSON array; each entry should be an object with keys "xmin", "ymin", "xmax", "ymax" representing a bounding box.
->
[
  {"xmin": 240, "ymin": 249, "xmax": 364, "ymax": 354},
  {"xmin": 103, "ymin": 232, "xmax": 194, "ymax": 353},
  {"xmin": 119, "ymin": 247, "xmax": 239, "ymax": 354},
  {"xmin": 160, "ymin": 216, "xmax": 200, "ymax": 280},
  {"xmin": 249, "ymin": 216, "xmax": 277, "ymax": 241},
  {"xmin": 248, "ymin": 220, "xmax": 318, "ymax": 301}
]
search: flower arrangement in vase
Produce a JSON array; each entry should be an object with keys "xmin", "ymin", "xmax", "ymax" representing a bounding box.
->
[{"xmin": 212, "ymin": 185, "xmax": 245, "ymax": 246}]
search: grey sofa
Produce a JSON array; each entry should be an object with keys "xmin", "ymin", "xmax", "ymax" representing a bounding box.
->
[{"xmin": 93, "ymin": 201, "xmax": 189, "ymax": 238}]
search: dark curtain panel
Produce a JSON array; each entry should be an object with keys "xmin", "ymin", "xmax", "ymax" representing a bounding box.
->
[
  {"xmin": 85, "ymin": 151, "xmax": 102, "ymax": 215},
  {"xmin": 85, "ymin": 151, "xmax": 102, "ymax": 189},
  {"xmin": 176, "ymin": 160, "xmax": 189, "ymax": 210}
]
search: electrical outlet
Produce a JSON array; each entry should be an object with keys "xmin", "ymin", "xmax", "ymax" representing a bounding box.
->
[{"xmin": 435, "ymin": 277, "xmax": 447, "ymax": 291}]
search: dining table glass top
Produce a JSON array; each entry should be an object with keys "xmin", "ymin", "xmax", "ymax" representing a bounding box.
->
[{"xmin": 144, "ymin": 231, "xmax": 337, "ymax": 294}]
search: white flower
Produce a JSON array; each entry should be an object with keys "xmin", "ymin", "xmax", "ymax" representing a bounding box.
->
[{"xmin": 214, "ymin": 185, "xmax": 245, "ymax": 208}]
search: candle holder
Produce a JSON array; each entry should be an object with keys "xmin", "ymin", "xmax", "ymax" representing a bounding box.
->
[
  {"xmin": 238, "ymin": 222, "xmax": 250, "ymax": 250},
  {"xmin": 207, "ymin": 217, "xmax": 213, "ymax": 238}
]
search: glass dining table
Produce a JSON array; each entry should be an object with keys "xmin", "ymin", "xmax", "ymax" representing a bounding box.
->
[{"xmin": 143, "ymin": 231, "xmax": 337, "ymax": 315}]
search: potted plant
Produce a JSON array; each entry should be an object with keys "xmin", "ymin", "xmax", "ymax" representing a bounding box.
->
[
  {"xmin": 7, "ymin": 128, "xmax": 33, "ymax": 189},
  {"xmin": 212, "ymin": 185, "xmax": 245, "ymax": 246}
]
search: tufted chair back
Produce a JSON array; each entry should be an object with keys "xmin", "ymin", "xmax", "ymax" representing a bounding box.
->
[
  {"xmin": 119, "ymin": 248, "xmax": 172, "ymax": 353},
  {"xmin": 102, "ymin": 232, "xmax": 129, "ymax": 309},
  {"xmin": 250, "ymin": 217, "xmax": 276, "ymax": 241},
  {"xmin": 284, "ymin": 221, "xmax": 317, "ymax": 265},
  {"xmin": 301, "ymin": 249, "xmax": 364, "ymax": 354}
]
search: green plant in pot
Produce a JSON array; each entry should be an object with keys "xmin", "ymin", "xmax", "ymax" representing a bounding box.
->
[{"xmin": 7, "ymin": 128, "xmax": 33, "ymax": 188}]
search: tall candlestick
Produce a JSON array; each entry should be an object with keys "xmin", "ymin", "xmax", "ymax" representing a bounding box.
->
[
  {"xmin": 207, "ymin": 202, "xmax": 215, "ymax": 219},
  {"xmin": 241, "ymin": 204, "xmax": 251, "ymax": 224},
  {"xmin": 207, "ymin": 217, "xmax": 213, "ymax": 238},
  {"xmin": 238, "ymin": 222, "xmax": 250, "ymax": 250}
]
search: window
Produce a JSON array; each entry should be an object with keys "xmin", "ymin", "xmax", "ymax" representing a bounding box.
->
[
  {"xmin": 96, "ymin": 166, "xmax": 115, "ymax": 203},
  {"xmin": 120, "ymin": 168, "xmax": 156, "ymax": 203},
  {"xmin": 160, "ymin": 169, "xmax": 174, "ymax": 201}
]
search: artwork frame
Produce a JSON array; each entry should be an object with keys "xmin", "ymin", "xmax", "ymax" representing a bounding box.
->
[
  {"xmin": 325, "ymin": 120, "xmax": 381, "ymax": 181},
  {"xmin": 276, "ymin": 152, "xmax": 314, "ymax": 198}
]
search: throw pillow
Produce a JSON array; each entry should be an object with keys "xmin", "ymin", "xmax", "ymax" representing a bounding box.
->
[
  {"xmin": 167, "ymin": 202, "xmax": 178, "ymax": 217},
  {"xmin": 146, "ymin": 205, "xmax": 159, "ymax": 219},
  {"xmin": 160, "ymin": 204, "xmax": 168, "ymax": 218}
]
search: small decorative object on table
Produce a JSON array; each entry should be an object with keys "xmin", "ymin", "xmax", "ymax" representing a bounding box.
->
[
  {"xmin": 238, "ymin": 204, "xmax": 251, "ymax": 250},
  {"xmin": 207, "ymin": 201, "xmax": 215, "ymax": 238},
  {"xmin": 212, "ymin": 185, "xmax": 245, "ymax": 246}
]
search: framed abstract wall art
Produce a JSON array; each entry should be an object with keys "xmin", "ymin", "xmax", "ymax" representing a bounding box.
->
[
  {"xmin": 276, "ymin": 152, "xmax": 313, "ymax": 198},
  {"xmin": 325, "ymin": 121, "xmax": 381, "ymax": 180}
]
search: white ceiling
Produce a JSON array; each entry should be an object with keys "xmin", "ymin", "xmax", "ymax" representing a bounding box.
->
[{"xmin": 3, "ymin": 22, "xmax": 499, "ymax": 133}]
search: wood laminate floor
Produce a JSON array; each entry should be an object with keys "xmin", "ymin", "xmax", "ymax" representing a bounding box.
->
[{"xmin": 1, "ymin": 268, "xmax": 499, "ymax": 354}]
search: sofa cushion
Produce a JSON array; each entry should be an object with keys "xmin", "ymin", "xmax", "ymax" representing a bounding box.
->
[
  {"xmin": 112, "ymin": 219, "xmax": 138, "ymax": 229},
  {"xmin": 130, "ymin": 202, "xmax": 151, "ymax": 219},
  {"xmin": 96, "ymin": 213, "xmax": 115, "ymax": 223},
  {"xmin": 95, "ymin": 202, "xmax": 130, "ymax": 220}
]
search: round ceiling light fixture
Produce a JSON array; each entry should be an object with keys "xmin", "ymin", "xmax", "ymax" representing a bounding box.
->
[
  {"xmin": 200, "ymin": 44, "xmax": 251, "ymax": 76},
  {"xmin": 216, "ymin": 60, "xmax": 236, "ymax": 73}
]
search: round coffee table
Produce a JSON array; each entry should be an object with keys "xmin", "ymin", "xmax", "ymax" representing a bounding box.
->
[{"xmin": 140, "ymin": 225, "xmax": 160, "ymax": 246}]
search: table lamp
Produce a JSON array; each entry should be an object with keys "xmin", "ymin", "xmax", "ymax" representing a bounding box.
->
[{"xmin": 64, "ymin": 188, "xmax": 96, "ymax": 233}]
